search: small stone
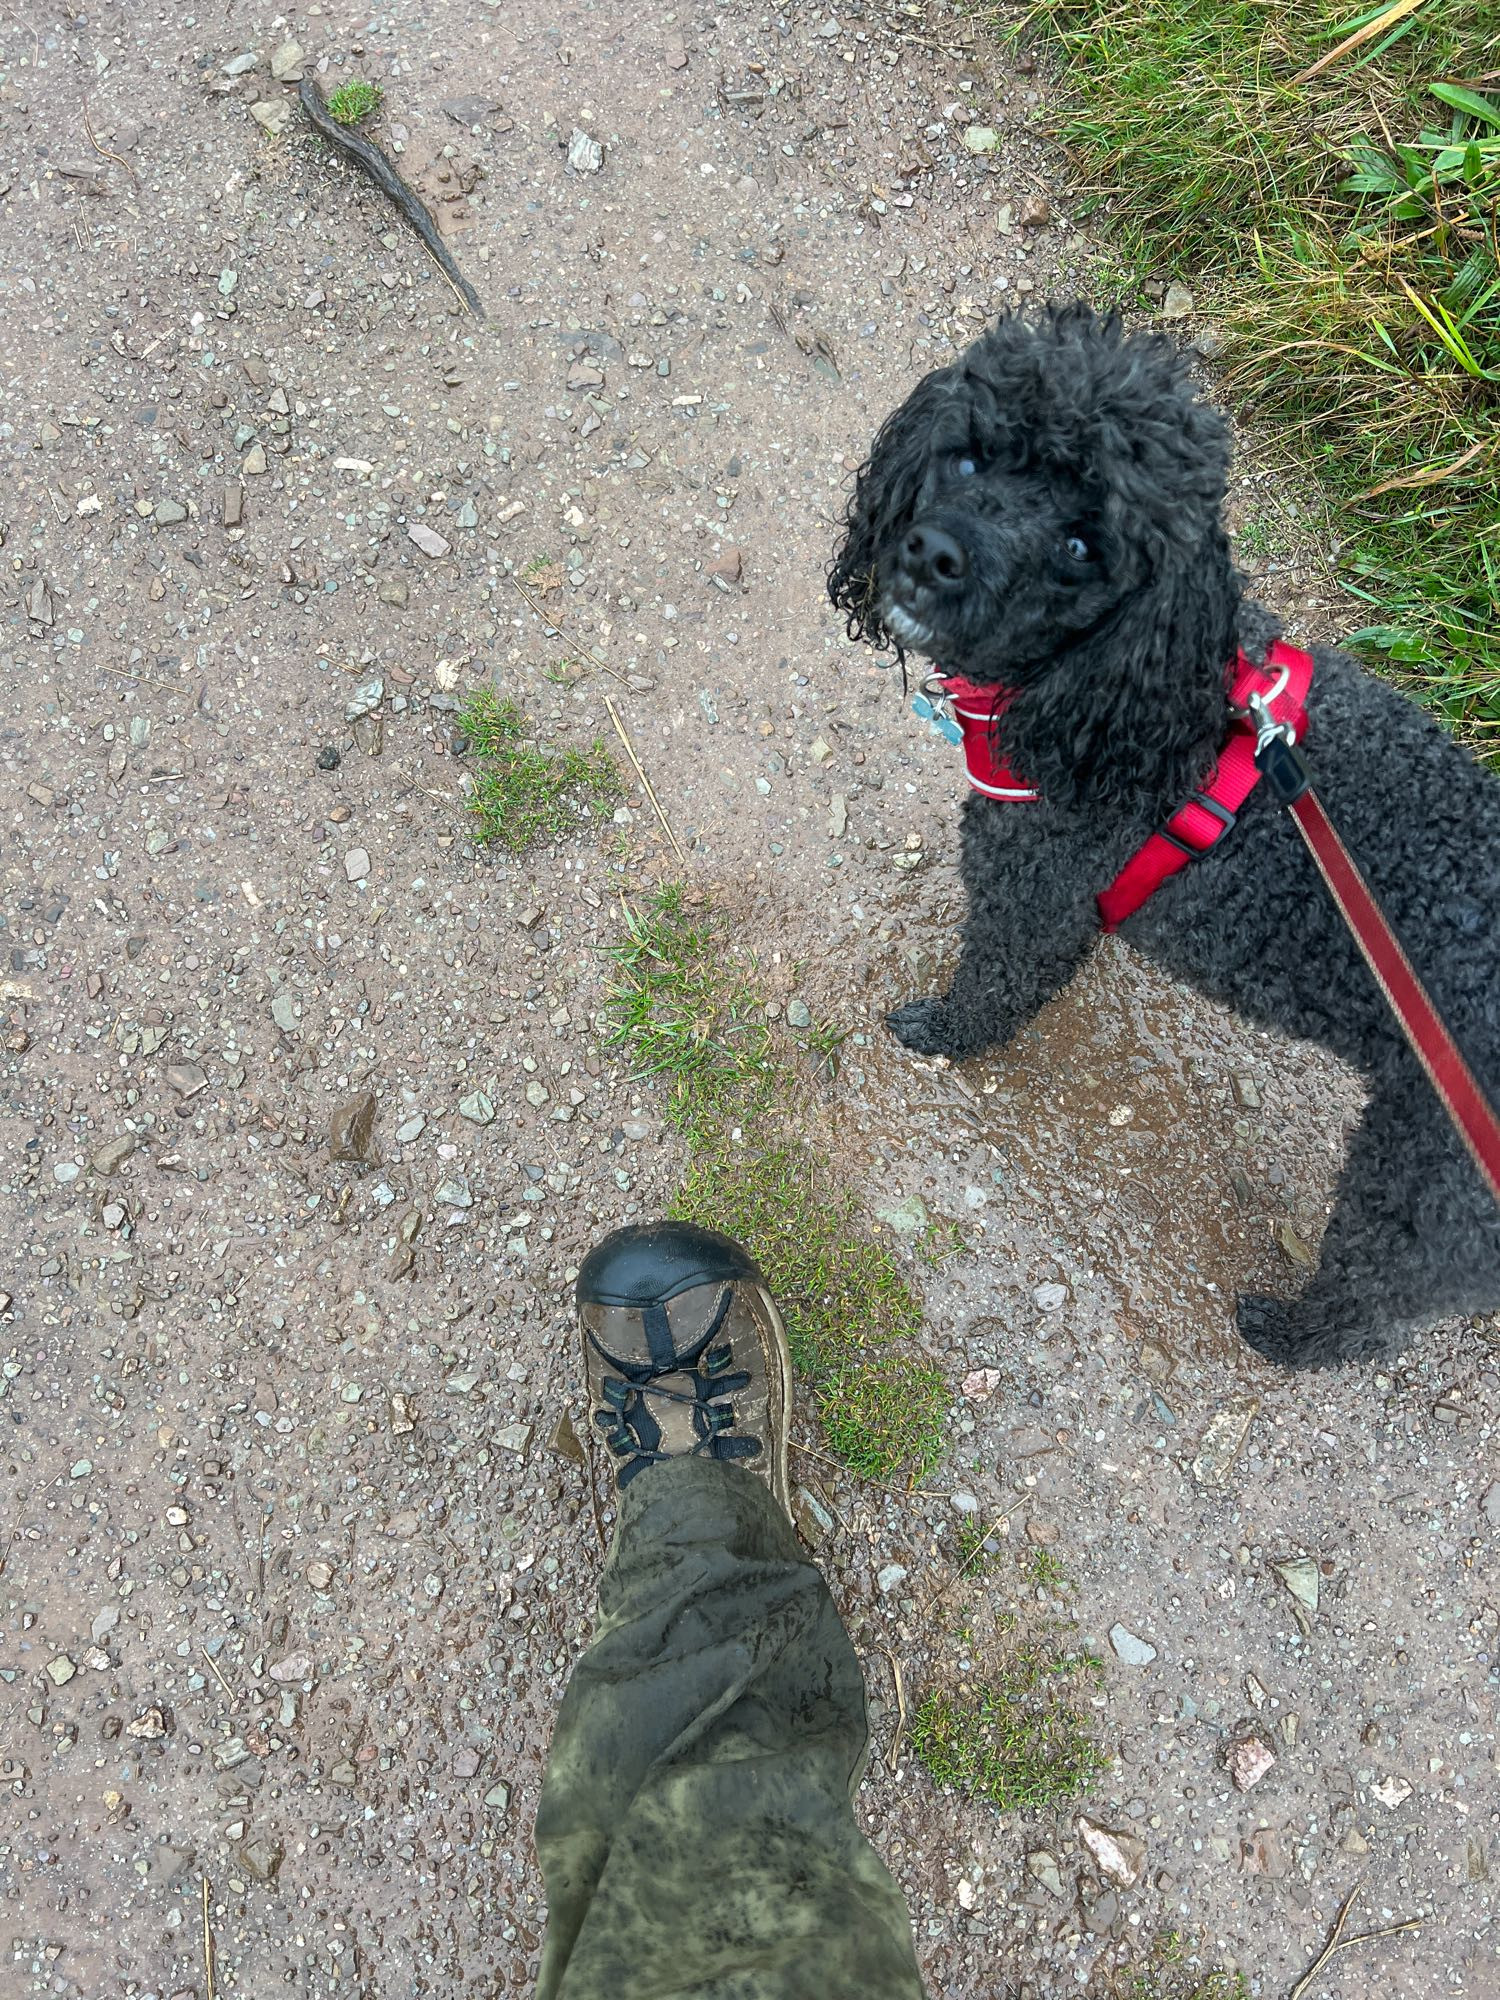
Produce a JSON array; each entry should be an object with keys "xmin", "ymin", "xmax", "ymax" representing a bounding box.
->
[
  {"xmin": 329, "ymin": 1760, "xmax": 359, "ymax": 1787},
  {"xmin": 961, "ymin": 125, "xmax": 1000, "ymax": 155},
  {"xmin": 125, "ymin": 1706, "xmax": 168, "ymax": 1740},
  {"xmin": 1274, "ymin": 1557, "xmax": 1320, "ymax": 1613},
  {"xmin": 408, "ymin": 523, "xmax": 451, "ymax": 558},
  {"xmin": 396, "ymin": 1114, "xmax": 426, "ymax": 1144},
  {"xmin": 167, "ymin": 1061, "xmax": 207, "ymax": 1097},
  {"xmin": 794, "ymin": 1484, "xmax": 836, "ymax": 1548},
  {"xmin": 91, "ymin": 1133, "xmax": 137, "ymax": 1175},
  {"xmin": 961, "ymin": 1367, "xmax": 1003, "ymax": 1400},
  {"xmin": 458, "ymin": 1090, "xmax": 496, "ymax": 1125},
  {"xmin": 497, "ymin": 1423, "xmax": 533, "ymax": 1456},
  {"xmin": 223, "ymin": 483, "xmax": 244, "ymax": 527},
  {"xmin": 329, "ymin": 1091, "xmax": 379, "ymax": 1166},
  {"xmin": 1226, "ymin": 1734, "xmax": 1276, "ymax": 1792},
  {"xmin": 567, "ymin": 127, "xmax": 604, "ymax": 173},
  {"xmin": 1077, "ymin": 1816, "xmax": 1146, "ymax": 1889},
  {"xmin": 950, "ymin": 1491, "xmax": 981, "ymax": 1515},
  {"xmin": 1162, "ymin": 282, "xmax": 1194, "ymax": 319},
  {"xmin": 268, "ymin": 1651, "xmax": 315, "ymax": 1684},
  {"xmin": 243, "ymin": 441, "xmax": 268, "ymax": 475},
  {"xmin": 1026, "ymin": 1850, "xmax": 1065, "ymax": 1899},
  {"xmin": 525, "ymin": 1080, "xmax": 550, "ymax": 1109},
  {"xmin": 306, "ymin": 1561, "xmax": 334, "ymax": 1591},
  {"xmin": 786, "ymin": 999, "xmax": 812, "ymax": 1029},
  {"xmin": 1482, "ymin": 1481, "xmax": 1500, "ymax": 1529},
  {"xmin": 1018, "ymin": 194, "xmax": 1052, "ymax": 228},
  {"xmin": 91, "ymin": 1605, "xmax": 121, "ymax": 1642},
  {"xmin": 153, "ymin": 498, "xmax": 187, "ymax": 525},
  {"xmin": 379, "ymin": 579, "xmax": 408, "ymax": 607},
  {"xmin": 271, "ymin": 990, "xmax": 300, "ymax": 1033},
  {"xmin": 270, "ymin": 39, "xmax": 304, "ymax": 80},
  {"xmin": 249, "ymin": 99, "xmax": 292, "ymax": 136},
  {"xmin": 1190, "ymin": 1400, "xmax": 1258, "ymax": 1486},
  {"xmin": 709, "ymin": 545, "xmax": 742, "ymax": 584},
  {"xmin": 1033, "ymin": 1281, "xmax": 1067, "ymax": 1313},
  {"xmin": 1233, "ymin": 1074, "xmax": 1261, "ymax": 1110},
  {"xmin": 1373, "ymin": 1773, "xmax": 1413, "ymax": 1810},
  {"xmin": 1109, "ymin": 1624, "xmax": 1158, "ymax": 1667},
  {"xmin": 46, "ymin": 1655, "xmax": 76, "ymax": 1686},
  {"xmin": 876, "ymin": 1563, "xmax": 908, "ymax": 1596},
  {"xmin": 241, "ymin": 1834, "xmax": 285, "ymax": 1881},
  {"xmin": 1274, "ymin": 1220, "xmax": 1315, "ymax": 1269},
  {"xmin": 827, "ymin": 792, "xmax": 848, "ymax": 839},
  {"xmin": 1241, "ymin": 1827, "xmax": 1290, "ymax": 1877},
  {"xmin": 345, "ymin": 676, "xmax": 383, "ymax": 721},
  {"xmin": 567, "ymin": 360, "xmax": 605, "ymax": 390},
  {"xmin": 222, "ymin": 52, "xmax": 259, "ymax": 77},
  {"xmin": 809, "ymin": 736, "xmax": 833, "ymax": 765},
  {"xmin": 875, "ymin": 1193, "xmax": 929, "ymax": 1236},
  {"xmin": 218, "ymin": 268, "xmax": 238, "ymax": 297},
  {"xmin": 435, "ymin": 1174, "xmax": 473, "ymax": 1209},
  {"xmin": 344, "ymin": 848, "xmax": 371, "ymax": 883},
  {"xmin": 665, "ymin": 35, "xmax": 688, "ymax": 69}
]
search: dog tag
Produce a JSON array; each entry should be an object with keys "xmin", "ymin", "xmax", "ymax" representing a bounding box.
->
[{"xmin": 912, "ymin": 692, "xmax": 962, "ymax": 746}]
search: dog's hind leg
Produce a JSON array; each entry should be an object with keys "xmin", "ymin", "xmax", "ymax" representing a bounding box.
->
[{"xmin": 1236, "ymin": 1089, "xmax": 1500, "ymax": 1367}]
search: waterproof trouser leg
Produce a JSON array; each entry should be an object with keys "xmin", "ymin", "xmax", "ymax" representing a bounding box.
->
[{"xmin": 534, "ymin": 1458, "xmax": 927, "ymax": 2000}]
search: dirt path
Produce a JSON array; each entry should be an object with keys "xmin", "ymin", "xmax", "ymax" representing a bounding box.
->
[{"xmin": 2, "ymin": 5, "xmax": 1495, "ymax": 1997}]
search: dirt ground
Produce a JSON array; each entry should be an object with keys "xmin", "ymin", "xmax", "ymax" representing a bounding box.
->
[{"xmin": 2, "ymin": 4, "xmax": 1496, "ymax": 1997}]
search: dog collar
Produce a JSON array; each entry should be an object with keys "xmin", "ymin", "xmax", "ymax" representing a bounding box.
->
[{"xmin": 917, "ymin": 642, "xmax": 1314, "ymax": 930}]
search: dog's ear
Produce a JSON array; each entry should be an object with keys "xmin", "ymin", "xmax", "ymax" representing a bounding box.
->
[
  {"xmin": 1005, "ymin": 526, "xmax": 1242, "ymax": 816},
  {"xmin": 829, "ymin": 367, "xmax": 951, "ymax": 648}
]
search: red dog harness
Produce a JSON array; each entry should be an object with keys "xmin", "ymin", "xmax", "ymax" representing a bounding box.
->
[{"xmin": 940, "ymin": 639, "xmax": 1314, "ymax": 931}]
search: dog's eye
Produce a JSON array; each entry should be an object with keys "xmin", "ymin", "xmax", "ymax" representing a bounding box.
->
[{"xmin": 1064, "ymin": 534, "xmax": 1092, "ymax": 563}]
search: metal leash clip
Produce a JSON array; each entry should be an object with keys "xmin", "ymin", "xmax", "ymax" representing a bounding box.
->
[{"xmin": 912, "ymin": 674, "xmax": 962, "ymax": 746}]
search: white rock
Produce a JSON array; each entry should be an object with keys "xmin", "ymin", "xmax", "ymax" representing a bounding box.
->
[
  {"xmin": 876, "ymin": 1563, "xmax": 908, "ymax": 1596},
  {"xmin": 1109, "ymin": 1623, "xmax": 1158, "ymax": 1667}
]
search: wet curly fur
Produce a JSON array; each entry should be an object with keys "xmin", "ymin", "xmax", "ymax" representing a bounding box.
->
[{"xmin": 830, "ymin": 303, "xmax": 1500, "ymax": 1368}]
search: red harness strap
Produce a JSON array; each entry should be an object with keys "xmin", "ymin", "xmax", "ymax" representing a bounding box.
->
[{"xmin": 943, "ymin": 641, "xmax": 1314, "ymax": 930}]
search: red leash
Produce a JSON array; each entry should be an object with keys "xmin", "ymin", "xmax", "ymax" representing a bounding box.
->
[{"xmin": 1250, "ymin": 699, "xmax": 1500, "ymax": 1207}]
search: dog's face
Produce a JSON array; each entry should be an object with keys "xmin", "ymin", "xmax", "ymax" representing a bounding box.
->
[{"xmin": 830, "ymin": 305, "xmax": 1233, "ymax": 689}]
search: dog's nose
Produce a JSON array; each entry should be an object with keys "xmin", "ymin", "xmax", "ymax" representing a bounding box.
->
[{"xmin": 902, "ymin": 524, "xmax": 968, "ymax": 592}]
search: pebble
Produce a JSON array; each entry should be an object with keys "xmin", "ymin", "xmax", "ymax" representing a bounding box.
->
[
  {"xmin": 786, "ymin": 999, "xmax": 812, "ymax": 1028},
  {"xmin": 269, "ymin": 39, "xmax": 304, "ymax": 80},
  {"xmin": 876, "ymin": 1563, "xmax": 908, "ymax": 1595},
  {"xmin": 950, "ymin": 1491, "xmax": 981, "ymax": 1515},
  {"xmin": 875, "ymin": 1193, "xmax": 929, "ymax": 1236},
  {"xmin": 269, "ymin": 1651, "xmax": 315, "ymax": 1683},
  {"xmin": 153, "ymin": 499, "xmax": 187, "ymax": 525},
  {"xmin": 1482, "ymin": 1481, "xmax": 1500, "ymax": 1529},
  {"xmin": 1033, "ymin": 1282, "xmax": 1067, "ymax": 1312},
  {"xmin": 1372, "ymin": 1773, "xmax": 1413, "ymax": 1810},
  {"xmin": 222, "ymin": 51, "xmax": 259, "ymax": 76},
  {"xmin": 240, "ymin": 1836, "xmax": 285, "ymax": 1881},
  {"xmin": 306, "ymin": 1561, "xmax": 334, "ymax": 1591},
  {"xmin": 344, "ymin": 848, "xmax": 371, "ymax": 883},
  {"xmin": 1026, "ymin": 1850, "xmax": 1064, "ymax": 1898},
  {"xmin": 1162, "ymin": 282, "xmax": 1195, "ymax": 319},
  {"xmin": 961, "ymin": 126, "xmax": 1000, "ymax": 155},
  {"xmin": 249, "ymin": 100, "xmax": 292, "ymax": 136},
  {"xmin": 91, "ymin": 1133, "xmax": 137, "ymax": 1174},
  {"xmin": 794, "ymin": 1485, "xmax": 836, "ymax": 1548},
  {"xmin": 46, "ymin": 1655, "xmax": 77, "ymax": 1686},
  {"xmin": 1190, "ymin": 1399, "xmax": 1258, "ymax": 1486},
  {"xmin": 435, "ymin": 1174, "xmax": 473, "ymax": 1209},
  {"xmin": 329, "ymin": 1091, "xmax": 379, "ymax": 1166},
  {"xmin": 459, "ymin": 1090, "xmax": 496, "ymax": 1125},
  {"xmin": 961, "ymin": 1368, "xmax": 1002, "ymax": 1400},
  {"xmin": 484, "ymin": 1782, "xmax": 512, "ymax": 1812},
  {"xmin": 396, "ymin": 1113, "xmax": 427, "ymax": 1144},
  {"xmin": 271, "ymin": 990, "xmax": 300, "ymax": 1033},
  {"xmin": 1077, "ymin": 1816, "xmax": 1146, "ymax": 1889},
  {"xmin": 408, "ymin": 523, "xmax": 451, "ymax": 558},
  {"xmin": 1226, "ymin": 1733, "xmax": 1276, "ymax": 1792},
  {"xmin": 345, "ymin": 676, "xmax": 384, "ymax": 721},
  {"xmin": 567, "ymin": 127, "xmax": 604, "ymax": 173},
  {"xmin": 243, "ymin": 442, "xmax": 268, "ymax": 475},
  {"xmin": 497, "ymin": 1423, "xmax": 533, "ymax": 1455},
  {"xmin": 1109, "ymin": 1624, "xmax": 1158, "ymax": 1667},
  {"xmin": 1274, "ymin": 1556, "xmax": 1320, "ymax": 1613},
  {"xmin": 525, "ymin": 1080, "xmax": 551, "ymax": 1109},
  {"xmin": 1274, "ymin": 1219, "xmax": 1315, "ymax": 1269}
]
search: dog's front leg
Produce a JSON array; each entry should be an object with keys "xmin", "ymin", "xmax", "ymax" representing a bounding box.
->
[{"xmin": 887, "ymin": 806, "xmax": 1103, "ymax": 1061}]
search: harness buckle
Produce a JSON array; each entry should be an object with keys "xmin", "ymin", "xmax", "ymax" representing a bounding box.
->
[{"xmin": 912, "ymin": 677, "xmax": 962, "ymax": 747}]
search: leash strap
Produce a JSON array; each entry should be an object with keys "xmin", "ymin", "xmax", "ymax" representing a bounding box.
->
[{"xmin": 1256, "ymin": 730, "xmax": 1500, "ymax": 1207}]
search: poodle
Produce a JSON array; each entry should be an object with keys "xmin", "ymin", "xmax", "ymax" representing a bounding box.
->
[{"xmin": 829, "ymin": 303, "xmax": 1500, "ymax": 1368}]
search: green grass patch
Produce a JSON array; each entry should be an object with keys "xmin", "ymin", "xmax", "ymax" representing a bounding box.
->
[
  {"xmin": 1024, "ymin": 0, "xmax": 1500, "ymax": 743},
  {"xmin": 459, "ymin": 688, "xmax": 621, "ymax": 853},
  {"xmin": 605, "ymin": 887, "xmax": 949, "ymax": 1483},
  {"xmin": 911, "ymin": 1644, "xmax": 1108, "ymax": 1811},
  {"xmin": 1109, "ymin": 1934, "xmax": 1248, "ymax": 2000},
  {"xmin": 326, "ymin": 78, "xmax": 384, "ymax": 127}
]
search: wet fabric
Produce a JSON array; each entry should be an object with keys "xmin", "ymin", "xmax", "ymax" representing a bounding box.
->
[{"xmin": 534, "ymin": 1458, "xmax": 927, "ymax": 2000}]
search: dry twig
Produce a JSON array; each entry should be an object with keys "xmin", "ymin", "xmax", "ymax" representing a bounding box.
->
[
  {"xmin": 507, "ymin": 572, "xmax": 631, "ymax": 686},
  {"xmin": 201, "ymin": 1877, "xmax": 218, "ymax": 2000},
  {"xmin": 1287, "ymin": 1880, "xmax": 1423, "ymax": 2000},
  {"xmin": 883, "ymin": 1647, "xmax": 909, "ymax": 1771},
  {"xmin": 604, "ymin": 695, "xmax": 689, "ymax": 866},
  {"xmin": 919, "ymin": 1507, "xmax": 1009, "ymax": 1617}
]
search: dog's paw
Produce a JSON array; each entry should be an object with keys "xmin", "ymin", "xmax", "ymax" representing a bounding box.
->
[
  {"xmin": 886, "ymin": 997, "xmax": 960, "ymax": 1057},
  {"xmin": 1236, "ymin": 1293, "xmax": 1296, "ymax": 1366}
]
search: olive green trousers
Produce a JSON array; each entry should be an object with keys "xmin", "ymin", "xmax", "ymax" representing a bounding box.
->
[{"xmin": 535, "ymin": 1458, "xmax": 927, "ymax": 1999}]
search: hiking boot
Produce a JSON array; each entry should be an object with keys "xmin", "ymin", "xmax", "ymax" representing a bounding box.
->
[{"xmin": 575, "ymin": 1219, "xmax": 793, "ymax": 1512}]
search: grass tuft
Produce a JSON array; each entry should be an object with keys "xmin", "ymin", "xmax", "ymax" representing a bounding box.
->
[
  {"xmin": 458, "ymin": 688, "xmax": 621, "ymax": 853},
  {"xmin": 605, "ymin": 887, "xmax": 950, "ymax": 1482},
  {"xmin": 326, "ymin": 78, "xmax": 384, "ymax": 127},
  {"xmin": 911, "ymin": 1645, "xmax": 1108, "ymax": 1811},
  {"xmin": 1025, "ymin": 0, "xmax": 1500, "ymax": 742}
]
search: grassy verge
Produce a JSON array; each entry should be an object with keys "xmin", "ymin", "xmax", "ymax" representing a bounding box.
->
[
  {"xmin": 605, "ymin": 886, "xmax": 949, "ymax": 1482},
  {"xmin": 1023, "ymin": 0, "xmax": 1499, "ymax": 744},
  {"xmin": 458, "ymin": 688, "xmax": 621, "ymax": 851}
]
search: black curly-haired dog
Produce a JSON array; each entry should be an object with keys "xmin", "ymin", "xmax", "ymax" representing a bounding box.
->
[{"xmin": 830, "ymin": 303, "xmax": 1500, "ymax": 1368}]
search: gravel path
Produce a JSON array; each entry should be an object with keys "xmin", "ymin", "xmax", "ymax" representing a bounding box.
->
[{"xmin": 2, "ymin": 5, "xmax": 1495, "ymax": 1996}]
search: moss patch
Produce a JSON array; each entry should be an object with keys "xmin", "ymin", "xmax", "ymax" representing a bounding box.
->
[
  {"xmin": 326, "ymin": 78, "xmax": 384, "ymax": 126},
  {"xmin": 605, "ymin": 887, "xmax": 949, "ymax": 1483},
  {"xmin": 459, "ymin": 688, "xmax": 621, "ymax": 853},
  {"xmin": 911, "ymin": 1643, "xmax": 1108, "ymax": 1812}
]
